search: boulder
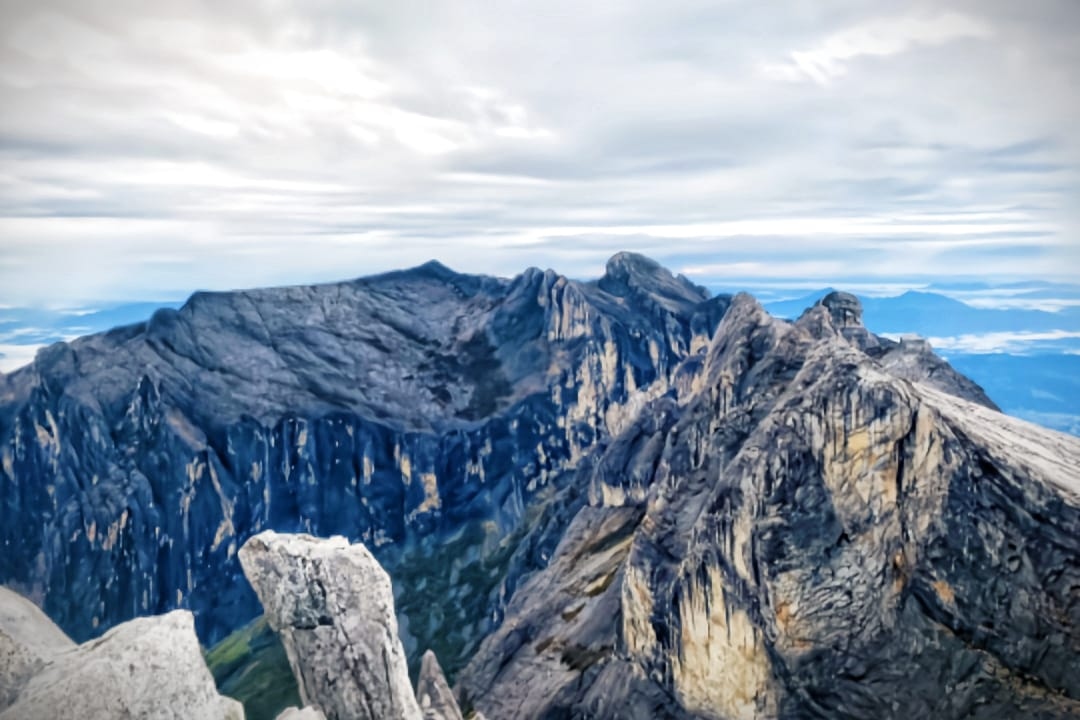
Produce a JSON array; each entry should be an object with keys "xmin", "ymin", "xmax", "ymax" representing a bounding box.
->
[
  {"xmin": 0, "ymin": 608, "xmax": 242, "ymax": 720},
  {"xmin": 0, "ymin": 587, "xmax": 75, "ymax": 709}
]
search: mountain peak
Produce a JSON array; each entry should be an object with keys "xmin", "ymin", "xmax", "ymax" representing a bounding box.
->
[
  {"xmin": 597, "ymin": 252, "xmax": 709, "ymax": 307},
  {"xmin": 414, "ymin": 259, "xmax": 456, "ymax": 275},
  {"xmin": 604, "ymin": 251, "xmax": 663, "ymax": 279},
  {"xmin": 818, "ymin": 290, "xmax": 863, "ymax": 328}
]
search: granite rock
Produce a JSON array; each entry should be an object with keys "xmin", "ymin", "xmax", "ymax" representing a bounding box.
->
[
  {"xmin": 0, "ymin": 587, "xmax": 74, "ymax": 710},
  {"xmin": 275, "ymin": 707, "xmax": 326, "ymax": 720},
  {"xmin": 0, "ymin": 606, "xmax": 242, "ymax": 720},
  {"xmin": 456, "ymin": 293, "xmax": 1080, "ymax": 719},
  {"xmin": 0, "ymin": 254, "xmax": 724, "ymax": 681},
  {"xmin": 239, "ymin": 531, "xmax": 421, "ymax": 720},
  {"xmin": 416, "ymin": 650, "xmax": 464, "ymax": 720}
]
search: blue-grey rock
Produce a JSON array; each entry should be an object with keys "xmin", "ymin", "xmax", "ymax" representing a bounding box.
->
[
  {"xmin": 0, "ymin": 254, "xmax": 1058, "ymax": 720},
  {"xmin": 0, "ymin": 254, "xmax": 723, "ymax": 671}
]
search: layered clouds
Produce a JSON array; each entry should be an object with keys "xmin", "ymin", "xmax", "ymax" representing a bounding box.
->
[{"xmin": 0, "ymin": 0, "xmax": 1078, "ymax": 304}]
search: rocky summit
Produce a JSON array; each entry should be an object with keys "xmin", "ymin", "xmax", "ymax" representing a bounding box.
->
[
  {"xmin": 0, "ymin": 253, "xmax": 1077, "ymax": 719},
  {"xmin": 239, "ymin": 531, "xmax": 422, "ymax": 720}
]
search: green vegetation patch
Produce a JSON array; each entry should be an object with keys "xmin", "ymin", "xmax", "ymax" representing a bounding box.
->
[{"xmin": 204, "ymin": 617, "xmax": 300, "ymax": 720}]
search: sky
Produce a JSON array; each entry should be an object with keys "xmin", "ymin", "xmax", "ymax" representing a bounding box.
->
[{"xmin": 0, "ymin": 0, "xmax": 1078, "ymax": 307}]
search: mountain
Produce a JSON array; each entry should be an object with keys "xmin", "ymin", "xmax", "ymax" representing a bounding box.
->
[
  {"xmin": 763, "ymin": 289, "xmax": 1080, "ymax": 436},
  {"xmin": 1, "ymin": 255, "xmax": 1077, "ymax": 719},
  {"xmin": 0, "ymin": 253, "xmax": 728, "ymax": 658},
  {"xmin": 454, "ymin": 292, "xmax": 1080, "ymax": 719},
  {"xmin": 0, "ymin": 301, "xmax": 185, "ymax": 372}
]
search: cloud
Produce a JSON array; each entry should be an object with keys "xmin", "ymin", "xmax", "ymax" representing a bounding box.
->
[
  {"xmin": 761, "ymin": 12, "xmax": 993, "ymax": 86},
  {"xmin": 0, "ymin": 0, "xmax": 1078, "ymax": 305},
  {"xmin": 915, "ymin": 330, "xmax": 1080, "ymax": 354},
  {"xmin": 0, "ymin": 343, "xmax": 42, "ymax": 372}
]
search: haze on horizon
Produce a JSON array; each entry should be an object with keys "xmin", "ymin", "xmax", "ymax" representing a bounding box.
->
[{"xmin": 0, "ymin": 0, "xmax": 1078, "ymax": 307}]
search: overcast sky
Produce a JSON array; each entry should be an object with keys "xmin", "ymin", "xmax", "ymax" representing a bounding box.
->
[{"xmin": 0, "ymin": 0, "xmax": 1078, "ymax": 306}]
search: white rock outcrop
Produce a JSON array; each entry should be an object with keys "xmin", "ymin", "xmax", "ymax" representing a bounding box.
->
[
  {"xmin": 0, "ymin": 604, "xmax": 242, "ymax": 720},
  {"xmin": 0, "ymin": 587, "xmax": 75, "ymax": 710},
  {"xmin": 276, "ymin": 706, "xmax": 327, "ymax": 719},
  {"xmin": 416, "ymin": 649, "xmax": 464, "ymax": 720},
  {"xmin": 239, "ymin": 531, "xmax": 422, "ymax": 720}
]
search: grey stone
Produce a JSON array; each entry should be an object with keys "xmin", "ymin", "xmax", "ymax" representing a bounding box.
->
[
  {"xmin": 0, "ymin": 587, "xmax": 74, "ymax": 710},
  {"xmin": 457, "ymin": 293, "xmax": 1080, "ymax": 719},
  {"xmin": 416, "ymin": 650, "xmax": 463, "ymax": 720},
  {"xmin": 276, "ymin": 707, "xmax": 326, "ymax": 720},
  {"xmin": 0, "ymin": 253, "xmax": 1067, "ymax": 719},
  {"xmin": 239, "ymin": 531, "xmax": 421, "ymax": 720},
  {"xmin": 0, "ymin": 608, "xmax": 243, "ymax": 720}
]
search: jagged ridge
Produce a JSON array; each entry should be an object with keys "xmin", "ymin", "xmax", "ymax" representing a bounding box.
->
[
  {"xmin": 455, "ymin": 293, "xmax": 1080, "ymax": 719},
  {"xmin": 0, "ymin": 253, "xmax": 1041, "ymax": 720}
]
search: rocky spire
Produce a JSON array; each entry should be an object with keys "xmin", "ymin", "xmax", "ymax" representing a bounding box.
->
[
  {"xmin": 238, "ymin": 532, "xmax": 422, "ymax": 720},
  {"xmin": 416, "ymin": 650, "xmax": 464, "ymax": 720},
  {"xmin": 818, "ymin": 290, "xmax": 863, "ymax": 328}
]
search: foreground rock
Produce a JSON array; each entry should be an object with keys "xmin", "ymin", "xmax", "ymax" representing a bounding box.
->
[
  {"xmin": 239, "ymin": 531, "xmax": 421, "ymax": 720},
  {"xmin": 276, "ymin": 708, "xmax": 326, "ymax": 720},
  {"xmin": 416, "ymin": 650, "xmax": 464, "ymax": 720},
  {"xmin": 0, "ymin": 587, "xmax": 75, "ymax": 709},
  {"xmin": 0, "ymin": 600, "xmax": 242, "ymax": 719}
]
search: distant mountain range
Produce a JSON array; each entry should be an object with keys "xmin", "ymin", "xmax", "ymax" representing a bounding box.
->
[{"xmin": 764, "ymin": 288, "xmax": 1080, "ymax": 337}]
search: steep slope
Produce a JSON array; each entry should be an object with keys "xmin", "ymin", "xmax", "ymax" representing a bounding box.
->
[
  {"xmin": 1, "ymin": 254, "xmax": 1049, "ymax": 719},
  {"xmin": 456, "ymin": 295, "xmax": 1080, "ymax": 719},
  {"xmin": 0, "ymin": 253, "xmax": 726, "ymax": 668}
]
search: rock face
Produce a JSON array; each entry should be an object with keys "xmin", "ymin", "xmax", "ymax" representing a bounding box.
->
[
  {"xmin": 416, "ymin": 650, "xmax": 464, "ymax": 720},
  {"xmin": 3, "ymin": 253, "xmax": 1065, "ymax": 719},
  {"xmin": 456, "ymin": 293, "xmax": 1080, "ymax": 719},
  {"xmin": 0, "ymin": 254, "xmax": 727, "ymax": 681},
  {"xmin": 0, "ymin": 597, "xmax": 242, "ymax": 720},
  {"xmin": 819, "ymin": 290, "xmax": 863, "ymax": 327},
  {"xmin": 0, "ymin": 587, "xmax": 74, "ymax": 710},
  {"xmin": 239, "ymin": 531, "xmax": 421, "ymax": 720}
]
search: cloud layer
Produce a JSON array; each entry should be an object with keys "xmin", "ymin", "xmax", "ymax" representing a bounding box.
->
[{"xmin": 1, "ymin": 0, "xmax": 1078, "ymax": 304}]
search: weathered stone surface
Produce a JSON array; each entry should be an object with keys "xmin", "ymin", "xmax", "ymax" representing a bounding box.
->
[
  {"xmin": 275, "ymin": 707, "xmax": 326, "ymax": 720},
  {"xmin": 0, "ymin": 587, "xmax": 74, "ymax": 710},
  {"xmin": 238, "ymin": 531, "xmax": 421, "ymax": 720},
  {"xmin": 0, "ymin": 608, "xmax": 243, "ymax": 720},
  {"xmin": 820, "ymin": 290, "xmax": 863, "ymax": 327},
  {"xmin": 416, "ymin": 650, "xmax": 463, "ymax": 720},
  {"xmin": 1, "ymin": 254, "xmax": 1060, "ymax": 719},
  {"xmin": 457, "ymin": 293, "xmax": 1080, "ymax": 719},
  {"xmin": 0, "ymin": 254, "xmax": 725, "ymax": 682}
]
